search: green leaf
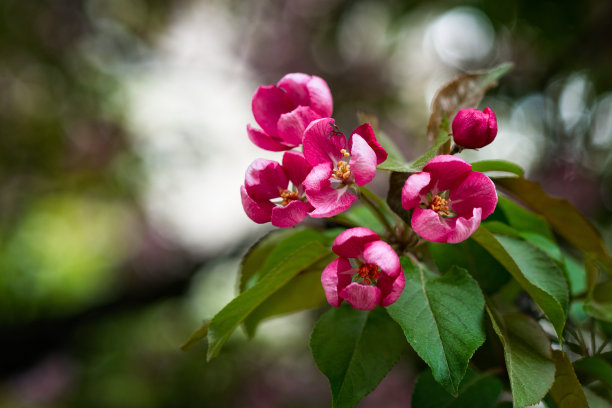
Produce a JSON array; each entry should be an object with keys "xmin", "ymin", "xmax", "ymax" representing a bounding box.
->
[
  {"xmin": 333, "ymin": 204, "xmax": 387, "ymax": 235},
  {"xmin": 426, "ymin": 63, "xmax": 513, "ymax": 143},
  {"xmin": 493, "ymin": 177, "xmax": 612, "ymax": 270},
  {"xmin": 486, "ymin": 308, "xmax": 555, "ymax": 408},
  {"xmin": 180, "ymin": 320, "xmax": 210, "ymax": 351},
  {"xmin": 583, "ymin": 387, "xmax": 612, "ymax": 408},
  {"xmin": 429, "ymin": 239, "xmax": 511, "ymax": 294},
  {"xmin": 549, "ymin": 350, "xmax": 589, "ymax": 408},
  {"xmin": 574, "ymin": 356, "xmax": 612, "ymax": 389},
  {"xmin": 386, "ymin": 171, "xmax": 412, "ymax": 224},
  {"xmin": 470, "ymin": 160, "xmax": 524, "ymax": 177},
  {"xmin": 386, "ymin": 259, "xmax": 485, "ymax": 395},
  {"xmin": 584, "ymin": 280, "xmax": 612, "ymax": 322},
  {"xmin": 310, "ymin": 305, "xmax": 406, "ymax": 408},
  {"xmin": 243, "ymin": 266, "xmax": 331, "ymax": 337},
  {"xmin": 472, "ymin": 228, "xmax": 569, "ymax": 341},
  {"xmin": 207, "ymin": 239, "xmax": 330, "ymax": 360},
  {"xmin": 412, "ymin": 368, "xmax": 503, "ymax": 408}
]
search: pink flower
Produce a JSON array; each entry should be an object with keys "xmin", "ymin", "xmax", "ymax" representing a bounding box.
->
[
  {"xmin": 240, "ymin": 151, "xmax": 314, "ymax": 227},
  {"xmin": 401, "ymin": 155, "xmax": 497, "ymax": 243},
  {"xmin": 302, "ymin": 118, "xmax": 387, "ymax": 218},
  {"xmin": 321, "ymin": 227, "xmax": 404, "ymax": 310},
  {"xmin": 451, "ymin": 107, "xmax": 498, "ymax": 149},
  {"xmin": 247, "ymin": 73, "xmax": 333, "ymax": 151}
]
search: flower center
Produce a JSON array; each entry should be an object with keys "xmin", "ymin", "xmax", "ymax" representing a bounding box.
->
[
  {"xmin": 429, "ymin": 195, "xmax": 450, "ymax": 216},
  {"xmin": 356, "ymin": 263, "xmax": 381, "ymax": 285},
  {"xmin": 279, "ymin": 189, "xmax": 300, "ymax": 206},
  {"xmin": 332, "ymin": 149, "xmax": 352, "ymax": 182}
]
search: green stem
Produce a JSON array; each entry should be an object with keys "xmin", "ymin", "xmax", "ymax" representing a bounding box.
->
[
  {"xmin": 359, "ymin": 192, "xmax": 398, "ymax": 241},
  {"xmin": 360, "ymin": 186, "xmax": 405, "ymax": 226}
]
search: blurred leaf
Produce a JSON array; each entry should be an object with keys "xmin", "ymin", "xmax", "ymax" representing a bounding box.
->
[
  {"xmin": 386, "ymin": 171, "xmax": 412, "ymax": 224},
  {"xmin": 574, "ymin": 356, "xmax": 612, "ymax": 389},
  {"xmin": 387, "ymin": 259, "xmax": 485, "ymax": 395},
  {"xmin": 310, "ymin": 304, "xmax": 406, "ymax": 408},
  {"xmin": 470, "ymin": 160, "xmax": 524, "ymax": 177},
  {"xmin": 549, "ymin": 350, "xmax": 589, "ymax": 408},
  {"xmin": 583, "ymin": 387, "xmax": 612, "ymax": 408},
  {"xmin": 472, "ymin": 228, "xmax": 569, "ymax": 341},
  {"xmin": 493, "ymin": 177, "xmax": 612, "ymax": 271},
  {"xmin": 426, "ymin": 63, "xmax": 513, "ymax": 142},
  {"xmin": 243, "ymin": 266, "xmax": 331, "ymax": 337},
  {"xmin": 412, "ymin": 368, "xmax": 503, "ymax": 408},
  {"xmin": 584, "ymin": 281, "xmax": 612, "ymax": 322},
  {"xmin": 334, "ymin": 204, "xmax": 386, "ymax": 235},
  {"xmin": 207, "ymin": 240, "xmax": 330, "ymax": 361},
  {"xmin": 486, "ymin": 308, "xmax": 555, "ymax": 408},
  {"xmin": 429, "ymin": 239, "xmax": 510, "ymax": 294},
  {"xmin": 180, "ymin": 321, "xmax": 210, "ymax": 351}
]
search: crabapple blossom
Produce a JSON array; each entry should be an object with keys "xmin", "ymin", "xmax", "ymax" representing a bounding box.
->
[{"xmin": 451, "ymin": 107, "xmax": 498, "ymax": 149}]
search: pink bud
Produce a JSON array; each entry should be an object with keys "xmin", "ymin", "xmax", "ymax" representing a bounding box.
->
[{"xmin": 451, "ymin": 107, "xmax": 498, "ymax": 149}]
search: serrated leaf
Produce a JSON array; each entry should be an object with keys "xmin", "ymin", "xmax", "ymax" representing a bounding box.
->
[
  {"xmin": 412, "ymin": 368, "xmax": 502, "ymax": 408},
  {"xmin": 486, "ymin": 308, "xmax": 555, "ymax": 408},
  {"xmin": 207, "ymin": 240, "xmax": 330, "ymax": 360},
  {"xmin": 243, "ymin": 266, "xmax": 331, "ymax": 337},
  {"xmin": 426, "ymin": 63, "xmax": 513, "ymax": 142},
  {"xmin": 180, "ymin": 321, "xmax": 210, "ymax": 351},
  {"xmin": 472, "ymin": 228, "xmax": 569, "ymax": 341},
  {"xmin": 386, "ymin": 259, "xmax": 485, "ymax": 395},
  {"xmin": 549, "ymin": 350, "xmax": 589, "ymax": 408},
  {"xmin": 470, "ymin": 160, "xmax": 524, "ymax": 177},
  {"xmin": 493, "ymin": 177, "xmax": 612, "ymax": 270},
  {"xmin": 310, "ymin": 305, "xmax": 406, "ymax": 408}
]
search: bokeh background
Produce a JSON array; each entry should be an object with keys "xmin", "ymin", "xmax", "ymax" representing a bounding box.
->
[{"xmin": 1, "ymin": 0, "xmax": 611, "ymax": 407}]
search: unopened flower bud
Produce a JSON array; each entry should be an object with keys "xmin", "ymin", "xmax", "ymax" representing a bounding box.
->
[{"xmin": 451, "ymin": 107, "xmax": 497, "ymax": 149}]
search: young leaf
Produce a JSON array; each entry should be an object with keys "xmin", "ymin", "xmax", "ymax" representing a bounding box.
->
[
  {"xmin": 472, "ymin": 228, "xmax": 569, "ymax": 341},
  {"xmin": 310, "ymin": 305, "xmax": 406, "ymax": 408},
  {"xmin": 378, "ymin": 127, "xmax": 450, "ymax": 172},
  {"xmin": 180, "ymin": 320, "xmax": 210, "ymax": 351},
  {"xmin": 470, "ymin": 160, "xmax": 524, "ymax": 177},
  {"xmin": 412, "ymin": 368, "xmax": 503, "ymax": 408},
  {"xmin": 207, "ymin": 240, "xmax": 330, "ymax": 360},
  {"xmin": 493, "ymin": 177, "xmax": 612, "ymax": 270},
  {"xmin": 486, "ymin": 308, "xmax": 555, "ymax": 408},
  {"xmin": 549, "ymin": 350, "xmax": 589, "ymax": 408},
  {"xmin": 584, "ymin": 280, "xmax": 612, "ymax": 323},
  {"xmin": 426, "ymin": 63, "xmax": 513, "ymax": 143},
  {"xmin": 386, "ymin": 259, "xmax": 486, "ymax": 395}
]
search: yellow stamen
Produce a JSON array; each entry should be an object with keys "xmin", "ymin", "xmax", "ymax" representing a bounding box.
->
[
  {"xmin": 429, "ymin": 195, "xmax": 451, "ymax": 216},
  {"xmin": 279, "ymin": 189, "xmax": 299, "ymax": 206},
  {"xmin": 332, "ymin": 161, "xmax": 351, "ymax": 181}
]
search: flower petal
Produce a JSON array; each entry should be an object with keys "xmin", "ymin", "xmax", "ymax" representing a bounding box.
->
[
  {"xmin": 240, "ymin": 185, "xmax": 273, "ymax": 223},
  {"xmin": 411, "ymin": 207, "xmax": 452, "ymax": 243},
  {"xmin": 363, "ymin": 240, "xmax": 401, "ymax": 278},
  {"xmin": 321, "ymin": 257, "xmax": 353, "ymax": 307},
  {"xmin": 251, "ymin": 85, "xmax": 295, "ymax": 137},
  {"xmin": 282, "ymin": 151, "xmax": 312, "ymax": 187},
  {"xmin": 247, "ymin": 125, "xmax": 292, "ymax": 152},
  {"xmin": 423, "ymin": 155, "xmax": 472, "ymax": 192},
  {"xmin": 307, "ymin": 184, "xmax": 356, "ymax": 218},
  {"xmin": 450, "ymin": 171, "xmax": 498, "ymax": 219},
  {"xmin": 277, "ymin": 73, "xmax": 311, "ymax": 106},
  {"xmin": 339, "ymin": 282, "xmax": 381, "ymax": 310},
  {"xmin": 302, "ymin": 118, "xmax": 346, "ymax": 166},
  {"xmin": 378, "ymin": 270, "xmax": 405, "ymax": 307},
  {"xmin": 306, "ymin": 75, "xmax": 333, "ymax": 117},
  {"xmin": 244, "ymin": 158, "xmax": 288, "ymax": 200},
  {"xmin": 350, "ymin": 123, "xmax": 387, "ymax": 164},
  {"xmin": 332, "ymin": 227, "xmax": 380, "ymax": 258},
  {"xmin": 277, "ymin": 106, "xmax": 319, "ymax": 147},
  {"xmin": 271, "ymin": 200, "xmax": 312, "ymax": 228},
  {"xmin": 401, "ymin": 172, "xmax": 431, "ymax": 210},
  {"xmin": 349, "ymin": 134, "xmax": 377, "ymax": 186},
  {"xmin": 444, "ymin": 208, "xmax": 482, "ymax": 244}
]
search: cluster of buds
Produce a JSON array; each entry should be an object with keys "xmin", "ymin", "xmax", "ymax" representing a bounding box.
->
[{"xmin": 241, "ymin": 73, "xmax": 499, "ymax": 310}]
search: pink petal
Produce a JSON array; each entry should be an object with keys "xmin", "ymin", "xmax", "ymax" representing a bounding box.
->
[
  {"xmin": 451, "ymin": 107, "xmax": 497, "ymax": 149},
  {"xmin": 332, "ymin": 227, "xmax": 380, "ymax": 258},
  {"xmin": 244, "ymin": 158, "xmax": 288, "ymax": 200},
  {"xmin": 306, "ymin": 75, "xmax": 333, "ymax": 117},
  {"xmin": 411, "ymin": 207, "xmax": 452, "ymax": 243},
  {"xmin": 277, "ymin": 106, "xmax": 319, "ymax": 147},
  {"xmin": 401, "ymin": 172, "xmax": 431, "ymax": 210},
  {"xmin": 445, "ymin": 208, "xmax": 482, "ymax": 244},
  {"xmin": 350, "ymin": 123, "xmax": 387, "ymax": 165},
  {"xmin": 339, "ymin": 282, "xmax": 381, "ymax": 310},
  {"xmin": 247, "ymin": 125, "xmax": 292, "ymax": 152},
  {"xmin": 378, "ymin": 270, "xmax": 405, "ymax": 307},
  {"xmin": 277, "ymin": 73, "xmax": 311, "ymax": 107},
  {"xmin": 449, "ymin": 171, "xmax": 497, "ymax": 219},
  {"xmin": 304, "ymin": 162, "xmax": 356, "ymax": 218},
  {"xmin": 282, "ymin": 151, "xmax": 312, "ymax": 187},
  {"xmin": 251, "ymin": 85, "xmax": 295, "ymax": 137},
  {"xmin": 302, "ymin": 118, "xmax": 346, "ymax": 166},
  {"xmin": 363, "ymin": 241, "xmax": 400, "ymax": 278},
  {"xmin": 321, "ymin": 257, "xmax": 354, "ymax": 307},
  {"xmin": 423, "ymin": 155, "xmax": 472, "ymax": 192},
  {"xmin": 271, "ymin": 200, "xmax": 312, "ymax": 228},
  {"xmin": 349, "ymin": 134, "xmax": 377, "ymax": 186},
  {"xmin": 240, "ymin": 185, "xmax": 273, "ymax": 223}
]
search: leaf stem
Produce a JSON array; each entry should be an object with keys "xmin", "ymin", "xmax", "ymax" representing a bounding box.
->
[{"xmin": 359, "ymin": 190, "xmax": 399, "ymax": 241}]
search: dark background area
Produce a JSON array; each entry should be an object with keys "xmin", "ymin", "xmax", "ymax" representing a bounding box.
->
[{"xmin": 1, "ymin": 0, "xmax": 611, "ymax": 406}]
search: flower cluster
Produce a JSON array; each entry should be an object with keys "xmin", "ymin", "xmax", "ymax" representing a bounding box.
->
[{"xmin": 240, "ymin": 73, "xmax": 500, "ymax": 310}]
